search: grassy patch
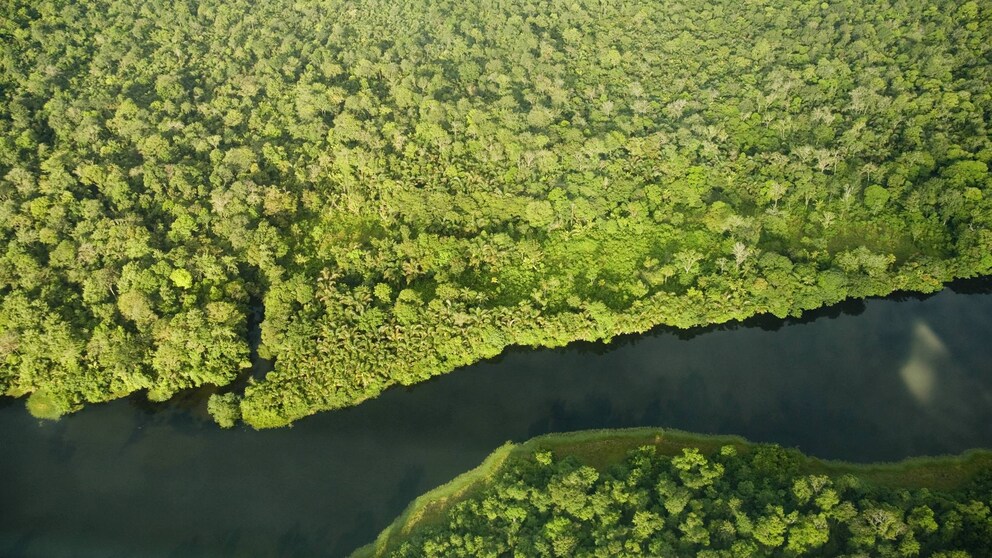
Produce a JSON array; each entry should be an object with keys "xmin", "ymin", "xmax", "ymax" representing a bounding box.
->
[
  {"xmin": 802, "ymin": 451, "xmax": 992, "ymax": 492},
  {"xmin": 519, "ymin": 428, "xmax": 751, "ymax": 471},
  {"xmin": 353, "ymin": 442, "xmax": 517, "ymax": 558}
]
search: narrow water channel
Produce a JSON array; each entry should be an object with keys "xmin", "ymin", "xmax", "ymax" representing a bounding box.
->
[{"xmin": 2, "ymin": 280, "xmax": 991, "ymax": 557}]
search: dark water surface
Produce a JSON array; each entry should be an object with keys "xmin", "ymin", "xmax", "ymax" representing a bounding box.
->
[{"xmin": 2, "ymin": 282, "xmax": 992, "ymax": 557}]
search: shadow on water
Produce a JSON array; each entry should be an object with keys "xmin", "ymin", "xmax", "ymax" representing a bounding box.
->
[
  {"xmin": 121, "ymin": 299, "xmax": 276, "ymax": 425},
  {"xmin": 461, "ymin": 291, "xmax": 873, "ymax": 365},
  {"xmin": 276, "ymin": 524, "xmax": 322, "ymax": 558},
  {"xmin": 493, "ymin": 285, "xmax": 898, "ymax": 359},
  {"xmin": 244, "ymin": 300, "xmax": 276, "ymax": 382},
  {"xmin": 43, "ymin": 421, "xmax": 76, "ymax": 465},
  {"xmin": 499, "ymin": 276, "xmax": 981, "ymax": 362},
  {"xmin": 947, "ymin": 274, "xmax": 992, "ymax": 294}
]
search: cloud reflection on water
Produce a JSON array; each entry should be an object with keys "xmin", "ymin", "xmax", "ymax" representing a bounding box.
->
[{"xmin": 899, "ymin": 320, "xmax": 947, "ymax": 405}]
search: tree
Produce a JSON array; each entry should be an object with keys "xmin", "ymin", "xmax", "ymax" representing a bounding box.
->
[
  {"xmin": 208, "ymin": 393, "xmax": 242, "ymax": 428},
  {"xmin": 674, "ymin": 250, "xmax": 704, "ymax": 283}
]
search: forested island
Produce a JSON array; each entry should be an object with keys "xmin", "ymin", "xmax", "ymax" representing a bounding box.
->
[
  {"xmin": 356, "ymin": 429, "xmax": 992, "ymax": 557},
  {"xmin": 2, "ymin": 0, "xmax": 991, "ymax": 427}
]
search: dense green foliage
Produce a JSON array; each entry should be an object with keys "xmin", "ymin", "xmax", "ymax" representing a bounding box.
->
[
  {"xmin": 1, "ymin": 0, "xmax": 991, "ymax": 425},
  {"xmin": 363, "ymin": 434, "xmax": 992, "ymax": 557}
]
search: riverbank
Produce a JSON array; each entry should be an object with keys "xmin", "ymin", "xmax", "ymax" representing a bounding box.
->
[
  {"xmin": 355, "ymin": 428, "xmax": 992, "ymax": 557},
  {"xmin": 5, "ymin": 285, "xmax": 992, "ymax": 557}
]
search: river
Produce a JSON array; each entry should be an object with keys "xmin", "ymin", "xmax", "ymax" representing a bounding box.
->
[{"xmin": 2, "ymin": 279, "xmax": 991, "ymax": 557}]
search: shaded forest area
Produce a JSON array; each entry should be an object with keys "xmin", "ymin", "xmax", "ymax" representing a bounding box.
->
[
  {"xmin": 1, "ymin": 0, "xmax": 990, "ymax": 426},
  {"xmin": 358, "ymin": 430, "xmax": 992, "ymax": 557}
]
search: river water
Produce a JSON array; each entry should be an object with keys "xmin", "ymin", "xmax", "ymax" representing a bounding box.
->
[{"xmin": 2, "ymin": 280, "xmax": 991, "ymax": 557}]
